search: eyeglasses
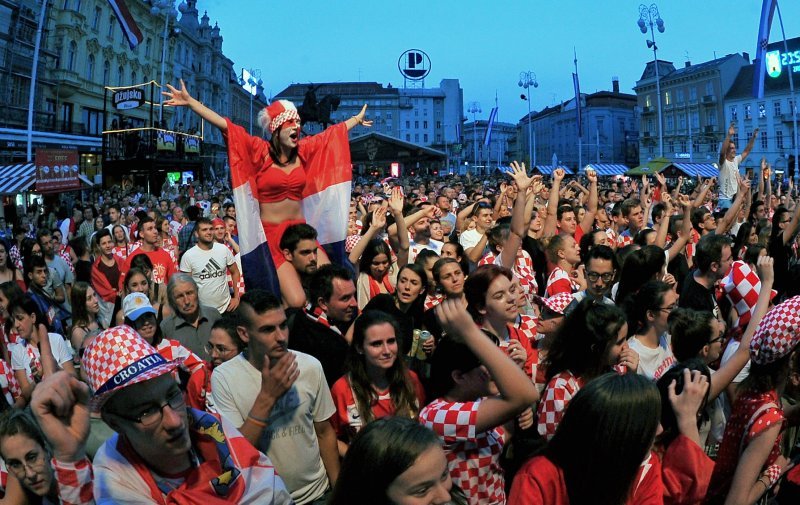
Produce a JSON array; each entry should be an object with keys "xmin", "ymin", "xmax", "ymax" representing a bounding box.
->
[
  {"xmin": 586, "ymin": 272, "xmax": 614, "ymax": 282},
  {"xmin": 708, "ymin": 335, "xmax": 725, "ymax": 345},
  {"xmin": 6, "ymin": 449, "xmax": 45, "ymax": 475},
  {"xmin": 657, "ymin": 304, "xmax": 678, "ymax": 312},
  {"xmin": 112, "ymin": 389, "xmax": 186, "ymax": 427},
  {"xmin": 204, "ymin": 343, "xmax": 236, "ymax": 355}
]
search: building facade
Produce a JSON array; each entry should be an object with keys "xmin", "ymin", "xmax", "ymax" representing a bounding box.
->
[
  {"xmin": 516, "ymin": 79, "xmax": 638, "ymax": 171},
  {"xmin": 634, "ymin": 53, "xmax": 748, "ymax": 166},
  {"xmin": 462, "ymin": 119, "xmax": 516, "ymax": 174},
  {"xmin": 724, "ymin": 37, "xmax": 800, "ymax": 177},
  {"xmin": 0, "ymin": 0, "xmax": 252, "ymax": 184}
]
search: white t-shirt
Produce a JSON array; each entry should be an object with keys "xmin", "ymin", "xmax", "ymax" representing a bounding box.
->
[
  {"xmin": 459, "ymin": 228, "xmax": 485, "ymax": 251},
  {"xmin": 180, "ymin": 242, "xmax": 235, "ymax": 313},
  {"xmin": 719, "ymin": 154, "xmax": 742, "ymax": 200},
  {"xmin": 627, "ymin": 333, "xmax": 676, "ymax": 381},
  {"xmin": 10, "ymin": 333, "xmax": 74, "ymax": 384},
  {"xmin": 211, "ymin": 352, "xmax": 335, "ymax": 505},
  {"xmin": 408, "ymin": 239, "xmax": 443, "ymax": 263}
]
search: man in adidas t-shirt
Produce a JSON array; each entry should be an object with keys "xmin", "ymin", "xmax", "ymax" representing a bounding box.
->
[{"xmin": 180, "ymin": 218, "xmax": 240, "ymax": 313}]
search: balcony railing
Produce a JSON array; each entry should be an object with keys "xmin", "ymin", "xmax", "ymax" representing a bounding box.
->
[
  {"xmin": 102, "ymin": 127, "xmax": 202, "ymax": 162},
  {"xmin": 702, "ymin": 95, "xmax": 716, "ymax": 105}
]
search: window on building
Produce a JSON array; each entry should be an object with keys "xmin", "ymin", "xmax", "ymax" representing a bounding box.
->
[
  {"xmin": 66, "ymin": 41, "xmax": 76, "ymax": 71},
  {"xmin": 691, "ymin": 111, "xmax": 699, "ymax": 128},
  {"xmin": 668, "ymin": 140, "xmax": 674, "ymax": 153},
  {"xmin": 647, "ymin": 119, "xmax": 653, "ymax": 132},
  {"xmin": 387, "ymin": 112, "xmax": 392, "ymax": 119},
  {"xmin": 85, "ymin": 54, "xmax": 94, "ymax": 80},
  {"xmin": 92, "ymin": 7, "xmax": 100, "ymax": 30},
  {"xmin": 774, "ymin": 101, "xmax": 782, "ymax": 117},
  {"xmin": 676, "ymin": 89, "xmax": 685, "ymax": 103},
  {"xmin": 103, "ymin": 60, "xmax": 109, "ymax": 85},
  {"xmin": 679, "ymin": 114, "xmax": 686, "ymax": 129},
  {"xmin": 423, "ymin": 108, "xmax": 428, "ymax": 116},
  {"xmin": 107, "ymin": 15, "xmax": 115, "ymax": 38},
  {"xmin": 707, "ymin": 111, "xmax": 717, "ymax": 126},
  {"xmin": 436, "ymin": 134, "xmax": 442, "ymax": 143},
  {"xmin": 406, "ymin": 134, "xmax": 410, "ymax": 141},
  {"xmin": 423, "ymin": 121, "xmax": 428, "ymax": 129},
  {"xmin": 645, "ymin": 95, "xmax": 652, "ymax": 108},
  {"xmin": 424, "ymin": 134, "xmax": 429, "ymax": 142},
  {"xmin": 146, "ymin": 38, "xmax": 152, "ymax": 58},
  {"xmin": 732, "ymin": 133, "xmax": 738, "ymax": 146},
  {"xmin": 45, "ymin": 98, "xmax": 56, "ymax": 128},
  {"xmin": 745, "ymin": 129, "xmax": 751, "ymax": 143},
  {"xmin": 60, "ymin": 102, "xmax": 73, "ymax": 132},
  {"xmin": 744, "ymin": 104, "xmax": 752, "ymax": 120},
  {"xmin": 705, "ymin": 82, "xmax": 713, "ymax": 96},
  {"xmin": 405, "ymin": 120, "xmax": 410, "ymax": 129},
  {"xmin": 415, "ymin": 133, "xmax": 419, "ymax": 142},
  {"xmin": 761, "ymin": 130, "xmax": 768, "ymax": 149},
  {"xmin": 777, "ymin": 130, "xmax": 784, "ymax": 149},
  {"xmin": 689, "ymin": 88, "xmax": 697, "ymax": 101},
  {"xmin": 82, "ymin": 107, "xmax": 104, "ymax": 135},
  {"xmin": 666, "ymin": 116, "xmax": 674, "ymax": 131},
  {"xmin": 664, "ymin": 91, "xmax": 671, "ymax": 105},
  {"xmin": 692, "ymin": 139, "xmax": 700, "ymax": 152},
  {"xmin": 414, "ymin": 109, "xmax": 418, "ymax": 116},
  {"xmin": 117, "ymin": 65, "xmax": 123, "ymax": 85},
  {"xmin": 436, "ymin": 121, "xmax": 441, "ymax": 129},
  {"xmin": 414, "ymin": 121, "xmax": 419, "ymax": 129},
  {"xmin": 131, "ymin": 71, "xmax": 136, "ymax": 83},
  {"xmin": 730, "ymin": 106, "xmax": 737, "ymax": 122},
  {"xmin": 758, "ymin": 103, "xmax": 766, "ymax": 118},
  {"xmin": 62, "ymin": 0, "xmax": 69, "ymax": 9}
]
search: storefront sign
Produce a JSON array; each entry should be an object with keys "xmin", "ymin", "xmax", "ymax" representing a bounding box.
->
[
  {"xmin": 112, "ymin": 86, "xmax": 145, "ymax": 110},
  {"xmin": 35, "ymin": 149, "xmax": 80, "ymax": 192}
]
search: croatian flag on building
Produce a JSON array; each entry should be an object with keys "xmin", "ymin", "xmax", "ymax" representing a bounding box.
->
[
  {"xmin": 107, "ymin": 0, "xmax": 144, "ymax": 49},
  {"xmin": 226, "ymin": 120, "xmax": 351, "ymax": 296}
]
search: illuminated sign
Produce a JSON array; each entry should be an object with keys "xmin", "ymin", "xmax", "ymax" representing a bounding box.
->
[
  {"xmin": 766, "ymin": 49, "xmax": 800, "ymax": 78},
  {"xmin": 112, "ymin": 86, "xmax": 144, "ymax": 110},
  {"xmin": 390, "ymin": 162, "xmax": 400, "ymax": 177},
  {"xmin": 398, "ymin": 50, "xmax": 431, "ymax": 81}
]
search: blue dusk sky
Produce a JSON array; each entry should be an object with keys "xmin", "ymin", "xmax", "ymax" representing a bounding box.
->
[{"xmin": 201, "ymin": 0, "xmax": 800, "ymax": 123}]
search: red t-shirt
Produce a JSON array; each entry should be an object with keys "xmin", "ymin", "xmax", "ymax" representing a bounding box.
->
[
  {"xmin": 330, "ymin": 371, "xmax": 425, "ymax": 441},
  {"xmin": 120, "ymin": 247, "xmax": 177, "ymax": 287}
]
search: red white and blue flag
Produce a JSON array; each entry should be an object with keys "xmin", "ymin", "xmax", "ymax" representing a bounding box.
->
[
  {"xmin": 753, "ymin": 0, "xmax": 778, "ymax": 99},
  {"xmin": 108, "ymin": 0, "xmax": 144, "ymax": 49},
  {"xmin": 225, "ymin": 119, "xmax": 351, "ymax": 295}
]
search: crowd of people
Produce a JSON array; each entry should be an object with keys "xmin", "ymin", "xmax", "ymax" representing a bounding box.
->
[{"xmin": 0, "ymin": 91, "xmax": 798, "ymax": 504}]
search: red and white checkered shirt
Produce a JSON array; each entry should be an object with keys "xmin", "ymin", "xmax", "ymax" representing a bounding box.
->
[
  {"xmin": 479, "ymin": 250, "xmax": 538, "ymax": 304},
  {"xmin": 52, "ymin": 457, "xmax": 93, "ymax": 505},
  {"xmin": 57, "ymin": 248, "xmax": 75, "ymax": 274},
  {"xmin": 537, "ymin": 370, "xmax": 585, "ymax": 440},
  {"xmin": 615, "ymin": 231, "xmax": 634, "ymax": 249},
  {"xmin": 545, "ymin": 267, "xmax": 578, "ymax": 298},
  {"xmin": 420, "ymin": 398, "xmax": 506, "ymax": 505},
  {"xmin": 605, "ymin": 228, "xmax": 617, "ymax": 246},
  {"xmin": 0, "ymin": 359, "xmax": 20, "ymax": 406}
]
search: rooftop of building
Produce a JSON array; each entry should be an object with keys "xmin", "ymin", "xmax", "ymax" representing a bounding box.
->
[
  {"xmin": 636, "ymin": 53, "xmax": 748, "ymax": 86},
  {"xmin": 518, "ymin": 89, "xmax": 636, "ymax": 123},
  {"xmin": 274, "ymin": 82, "xmax": 401, "ymax": 98}
]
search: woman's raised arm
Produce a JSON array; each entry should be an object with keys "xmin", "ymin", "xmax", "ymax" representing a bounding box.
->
[{"xmin": 163, "ymin": 79, "xmax": 227, "ymax": 132}]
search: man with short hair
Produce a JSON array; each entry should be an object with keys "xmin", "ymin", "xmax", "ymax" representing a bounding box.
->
[
  {"xmin": 289, "ymin": 264, "xmax": 356, "ymax": 386},
  {"xmin": 121, "ymin": 216, "xmax": 177, "ymax": 286},
  {"xmin": 180, "ymin": 218, "xmax": 240, "ymax": 314},
  {"xmin": 160, "ymin": 273, "xmax": 221, "ymax": 358},
  {"xmin": 105, "ymin": 203, "xmax": 129, "ymax": 238},
  {"xmin": 719, "ymin": 122, "xmax": 758, "ymax": 210},
  {"xmin": 280, "ymin": 223, "xmax": 319, "ymax": 279},
  {"xmin": 29, "ymin": 327, "xmax": 293, "ymax": 503},
  {"xmin": 406, "ymin": 207, "xmax": 443, "ymax": 263},
  {"xmin": 436, "ymin": 194, "xmax": 457, "ymax": 230},
  {"xmin": 679, "ymin": 234, "xmax": 733, "ymax": 318},
  {"xmin": 178, "ymin": 205, "xmax": 201, "ymax": 253},
  {"xmin": 212, "ymin": 290, "xmax": 340, "ymax": 504},
  {"xmin": 571, "ymin": 245, "xmax": 617, "ymax": 307},
  {"xmin": 37, "ymin": 229, "xmax": 72, "ymax": 312},
  {"xmin": 24, "ymin": 255, "xmax": 66, "ymax": 334},
  {"xmin": 615, "ymin": 198, "xmax": 646, "ymax": 248},
  {"xmin": 460, "ymin": 202, "xmax": 493, "ymax": 263}
]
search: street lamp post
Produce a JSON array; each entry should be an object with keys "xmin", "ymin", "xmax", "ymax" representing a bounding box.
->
[
  {"xmin": 638, "ymin": 3, "xmax": 666, "ymax": 158},
  {"xmin": 518, "ymin": 71, "xmax": 538, "ymax": 168},
  {"xmin": 151, "ymin": 0, "xmax": 184, "ymax": 124},
  {"xmin": 467, "ymin": 102, "xmax": 481, "ymax": 174}
]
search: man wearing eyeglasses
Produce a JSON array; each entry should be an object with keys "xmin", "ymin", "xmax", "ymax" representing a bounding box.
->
[
  {"xmin": 570, "ymin": 245, "xmax": 617, "ymax": 311},
  {"xmin": 27, "ymin": 325, "xmax": 293, "ymax": 504}
]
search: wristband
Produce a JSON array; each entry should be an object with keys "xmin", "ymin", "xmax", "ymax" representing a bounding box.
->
[{"xmin": 247, "ymin": 415, "xmax": 268, "ymax": 428}]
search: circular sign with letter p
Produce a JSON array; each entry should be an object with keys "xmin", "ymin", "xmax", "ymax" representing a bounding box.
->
[{"xmin": 398, "ymin": 49, "xmax": 431, "ymax": 81}]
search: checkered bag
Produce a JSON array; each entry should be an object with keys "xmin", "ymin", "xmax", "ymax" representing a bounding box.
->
[{"xmin": 750, "ymin": 295, "xmax": 800, "ymax": 365}]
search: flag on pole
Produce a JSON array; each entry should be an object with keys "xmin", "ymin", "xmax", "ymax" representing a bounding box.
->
[
  {"xmin": 753, "ymin": 0, "xmax": 778, "ymax": 99},
  {"xmin": 572, "ymin": 72, "xmax": 582, "ymax": 135},
  {"xmin": 483, "ymin": 107, "xmax": 498, "ymax": 147},
  {"xmin": 107, "ymin": 0, "xmax": 144, "ymax": 49}
]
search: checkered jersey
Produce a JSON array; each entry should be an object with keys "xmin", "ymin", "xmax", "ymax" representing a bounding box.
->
[
  {"xmin": 537, "ymin": 370, "xmax": 585, "ymax": 440},
  {"xmin": 605, "ymin": 228, "xmax": 617, "ymax": 245},
  {"xmin": 478, "ymin": 250, "xmax": 538, "ymax": 303},
  {"xmin": 545, "ymin": 267, "xmax": 577, "ymax": 298},
  {"xmin": 52, "ymin": 457, "xmax": 93, "ymax": 505},
  {"xmin": 420, "ymin": 398, "xmax": 506, "ymax": 504},
  {"xmin": 0, "ymin": 359, "xmax": 20, "ymax": 406},
  {"xmin": 722, "ymin": 261, "xmax": 762, "ymax": 329},
  {"xmin": 58, "ymin": 248, "xmax": 75, "ymax": 274},
  {"xmin": 424, "ymin": 293, "xmax": 444, "ymax": 311},
  {"xmin": 616, "ymin": 229, "xmax": 633, "ymax": 249}
]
